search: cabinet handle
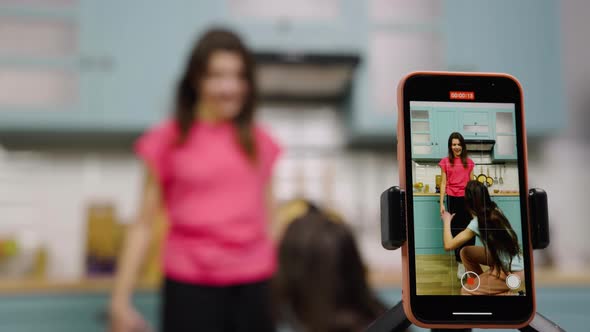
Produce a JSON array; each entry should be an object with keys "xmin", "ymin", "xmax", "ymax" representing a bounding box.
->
[
  {"xmin": 474, "ymin": 122, "xmax": 478, "ymax": 125},
  {"xmin": 435, "ymin": 142, "xmax": 438, "ymax": 145},
  {"xmin": 97, "ymin": 308, "xmax": 109, "ymax": 324}
]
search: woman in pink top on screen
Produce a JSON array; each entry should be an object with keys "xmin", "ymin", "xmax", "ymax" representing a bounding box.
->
[
  {"xmin": 439, "ymin": 132, "xmax": 475, "ymax": 279},
  {"xmin": 109, "ymin": 28, "xmax": 281, "ymax": 332}
]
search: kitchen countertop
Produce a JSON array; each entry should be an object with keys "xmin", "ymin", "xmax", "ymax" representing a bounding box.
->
[
  {"xmin": 0, "ymin": 277, "xmax": 158, "ymax": 295},
  {"xmin": 0, "ymin": 268, "xmax": 589, "ymax": 294}
]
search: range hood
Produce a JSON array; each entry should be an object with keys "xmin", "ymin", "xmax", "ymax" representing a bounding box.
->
[
  {"xmin": 253, "ymin": 51, "xmax": 360, "ymax": 103},
  {"xmin": 465, "ymin": 139, "xmax": 495, "ymax": 152}
]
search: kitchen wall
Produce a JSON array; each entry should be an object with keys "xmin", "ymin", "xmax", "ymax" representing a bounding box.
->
[
  {"xmin": 0, "ymin": 103, "xmax": 579, "ymax": 280},
  {"xmin": 0, "ymin": 105, "xmax": 402, "ymax": 280},
  {"xmin": 259, "ymin": 105, "xmax": 402, "ymax": 271},
  {"xmin": 413, "ymin": 156, "xmax": 519, "ymax": 194},
  {"xmin": 0, "ymin": 148, "xmax": 143, "ymax": 279},
  {"xmin": 536, "ymin": 0, "xmax": 590, "ymax": 271}
]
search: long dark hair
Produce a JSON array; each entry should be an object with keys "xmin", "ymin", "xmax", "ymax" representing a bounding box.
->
[
  {"xmin": 447, "ymin": 132, "xmax": 468, "ymax": 168},
  {"xmin": 464, "ymin": 181, "xmax": 521, "ymax": 276},
  {"xmin": 273, "ymin": 201, "xmax": 385, "ymax": 332},
  {"xmin": 174, "ymin": 28, "xmax": 257, "ymax": 159}
]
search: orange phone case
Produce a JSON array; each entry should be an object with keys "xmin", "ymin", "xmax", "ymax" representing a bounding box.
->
[{"xmin": 396, "ymin": 71, "xmax": 535, "ymax": 329}]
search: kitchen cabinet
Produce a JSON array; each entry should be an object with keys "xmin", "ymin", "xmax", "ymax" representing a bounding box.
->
[
  {"xmin": 433, "ymin": 109, "xmax": 458, "ymax": 158},
  {"xmin": 76, "ymin": 0, "xmax": 211, "ymax": 134},
  {"xmin": 411, "ymin": 108, "xmax": 459, "ymax": 161},
  {"xmin": 445, "ymin": 0, "xmax": 563, "ymax": 135},
  {"xmin": 410, "ymin": 106, "xmax": 519, "ymax": 161},
  {"xmin": 412, "ymin": 195, "xmax": 524, "ymax": 255},
  {"xmin": 413, "ymin": 196, "xmax": 446, "ymax": 255},
  {"xmin": 0, "ymin": 0, "xmax": 195, "ymax": 137},
  {"xmin": 0, "ymin": 292, "xmax": 158, "ymax": 332},
  {"xmin": 0, "ymin": 2, "xmax": 83, "ymax": 133},
  {"xmin": 1, "ymin": 0, "xmax": 363, "ymax": 141},
  {"xmin": 410, "ymin": 109, "xmax": 436, "ymax": 159},
  {"xmin": 460, "ymin": 110, "xmax": 491, "ymax": 138},
  {"xmin": 346, "ymin": 1, "xmax": 444, "ymax": 144},
  {"xmin": 1, "ymin": 0, "xmax": 561, "ymax": 142},
  {"xmin": 226, "ymin": 0, "xmax": 361, "ymax": 53},
  {"xmin": 353, "ymin": 0, "xmax": 563, "ymax": 141},
  {"xmin": 493, "ymin": 111, "xmax": 517, "ymax": 160}
]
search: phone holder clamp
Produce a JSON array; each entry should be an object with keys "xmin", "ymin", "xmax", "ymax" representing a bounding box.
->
[{"xmin": 368, "ymin": 187, "xmax": 563, "ymax": 332}]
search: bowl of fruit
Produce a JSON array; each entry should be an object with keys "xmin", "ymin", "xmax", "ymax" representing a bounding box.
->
[{"xmin": 0, "ymin": 232, "xmax": 41, "ymax": 278}]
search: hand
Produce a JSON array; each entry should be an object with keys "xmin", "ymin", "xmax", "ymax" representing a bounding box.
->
[
  {"xmin": 441, "ymin": 211, "xmax": 455, "ymax": 224},
  {"xmin": 109, "ymin": 302, "xmax": 151, "ymax": 332},
  {"xmin": 440, "ymin": 205, "xmax": 446, "ymax": 215}
]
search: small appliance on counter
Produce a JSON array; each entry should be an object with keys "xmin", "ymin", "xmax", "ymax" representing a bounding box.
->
[
  {"xmin": 0, "ymin": 231, "xmax": 46, "ymax": 279},
  {"xmin": 85, "ymin": 202, "xmax": 124, "ymax": 276}
]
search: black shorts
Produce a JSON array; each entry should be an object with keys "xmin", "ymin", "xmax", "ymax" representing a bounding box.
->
[{"xmin": 161, "ymin": 277, "xmax": 276, "ymax": 332}]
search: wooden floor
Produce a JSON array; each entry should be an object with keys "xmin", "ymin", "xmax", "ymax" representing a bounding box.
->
[
  {"xmin": 416, "ymin": 254, "xmax": 528, "ymax": 295},
  {"xmin": 416, "ymin": 254, "xmax": 463, "ymax": 295}
]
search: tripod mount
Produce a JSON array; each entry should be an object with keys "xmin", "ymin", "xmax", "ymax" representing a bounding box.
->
[{"xmin": 368, "ymin": 187, "xmax": 564, "ymax": 332}]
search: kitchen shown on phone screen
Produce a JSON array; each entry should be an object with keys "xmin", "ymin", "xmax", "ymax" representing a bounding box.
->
[{"xmin": 410, "ymin": 101, "xmax": 526, "ymax": 296}]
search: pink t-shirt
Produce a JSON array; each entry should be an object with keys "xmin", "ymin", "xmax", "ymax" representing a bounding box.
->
[
  {"xmin": 438, "ymin": 157, "xmax": 474, "ymax": 197},
  {"xmin": 134, "ymin": 119, "xmax": 282, "ymax": 286}
]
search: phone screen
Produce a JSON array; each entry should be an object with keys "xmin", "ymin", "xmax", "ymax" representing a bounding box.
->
[{"xmin": 403, "ymin": 74, "xmax": 534, "ymax": 324}]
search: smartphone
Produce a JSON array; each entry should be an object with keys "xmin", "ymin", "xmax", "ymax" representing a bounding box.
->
[{"xmin": 397, "ymin": 72, "xmax": 535, "ymax": 329}]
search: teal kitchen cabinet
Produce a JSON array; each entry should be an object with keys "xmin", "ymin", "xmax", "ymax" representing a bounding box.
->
[
  {"xmin": 226, "ymin": 0, "xmax": 362, "ymax": 53},
  {"xmin": 0, "ymin": 3, "xmax": 85, "ymax": 133},
  {"xmin": 0, "ymin": 0, "xmax": 194, "ymax": 136},
  {"xmin": 1, "ymin": 0, "xmax": 364, "ymax": 140},
  {"xmin": 2, "ymin": 1, "xmax": 562, "ymax": 142},
  {"xmin": 413, "ymin": 195, "xmax": 527, "ymax": 257},
  {"xmin": 352, "ymin": 0, "xmax": 563, "ymax": 142},
  {"xmin": 433, "ymin": 109, "xmax": 459, "ymax": 159},
  {"xmin": 410, "ymin": 108, "xmax": 437, "ymax": 159},
  {"xmin": 89, "ymin": 0, "xmax": 364, "ymax": 133},
  {"xmin": 460, "ymin": 110, "xmax": 491, "ymax": 139},
  {"xmin": 445, "ymin": 0, "xmax": 563, "ymax": 135},
  {"xmin": 413, "ymin": 196, "xmax": 446, "ymax": 255},
  {"xmin": 76, "ymin": 0, "xmax": 214, "ymax": 134},
  {"xmin": 492, "ymin": 111, "xmax": 517, "ymax": 160},
  {"xmin": 411, "ymin": 108, "xmax": 459, "ymax": 161},
  {"xmin": 0, "ymin": 292, "xmax": 158, "ymax": 332}
]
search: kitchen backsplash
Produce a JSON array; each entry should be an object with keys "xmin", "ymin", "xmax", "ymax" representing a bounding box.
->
[
  {"xmin": 412, "ymin": 154, "xmax": 520, "ymax": 193},
  {"xmin": 0, "ymin": 104, "xmax": 403, "ymax": 279},
  {"xmin": 0, "ymin": 116, "xmax": 584, "ymax": 279},
  {"xmin": 4, "ymin": 103, "xmax": 581, "ymax": 279}
]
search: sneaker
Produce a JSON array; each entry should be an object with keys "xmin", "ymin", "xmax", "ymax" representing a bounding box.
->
[{"xmin": 457, "ymin": 263, "xmax": 465, "ymax": 279}]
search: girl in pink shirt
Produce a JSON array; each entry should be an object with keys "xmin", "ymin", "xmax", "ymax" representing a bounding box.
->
[
  {"xmin": 439, "ymin": 132, "xmax": 475, "ymax": 278},
  {"xmin": 110, "ymin": 28, "xmax": 280, "ymax": 332}
]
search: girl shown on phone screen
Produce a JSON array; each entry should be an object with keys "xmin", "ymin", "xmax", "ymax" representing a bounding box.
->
[{"xmin": 438, "ymin": 132, "xmax": 475, "ymax": 278}]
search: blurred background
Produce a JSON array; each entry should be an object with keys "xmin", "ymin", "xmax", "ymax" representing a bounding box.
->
[{"xmin": 0, "ymin": 0, "xmax": 588, "ymax": 331}]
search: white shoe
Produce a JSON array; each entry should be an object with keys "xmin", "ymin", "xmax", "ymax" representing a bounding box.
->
[{"xmin": 457, "ymin": 263, "xmax": 465, "ymax": 279}]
